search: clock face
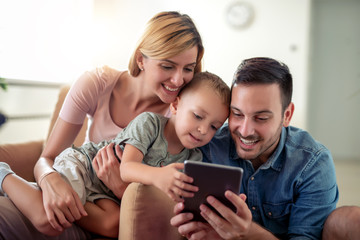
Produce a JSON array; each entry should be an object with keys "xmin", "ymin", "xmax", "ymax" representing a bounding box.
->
[{"xmin": 226, "ymin": 1, "xmax": 254, "ymax": 29}]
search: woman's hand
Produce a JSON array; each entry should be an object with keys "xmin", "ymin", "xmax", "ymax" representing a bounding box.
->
[
  {"xmin": 34, "ymin": 120, "xmax": 88, "ymax": 231},
  {"xmin": 40, "ymin": 172, "xmax": 87, "ymax": 232},
  {"xmin": 154, "ymin": 163, "xmax": 198, "ymax": 202},
  {"xmin": 92, "ymin": 143, "xmax": 128, "ymax": 198}
]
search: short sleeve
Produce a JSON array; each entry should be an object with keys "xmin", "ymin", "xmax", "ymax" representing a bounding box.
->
[
  {"xmin": 113, "ymin": 112, "xmax": 162, "ymax": 156},
  {"xmin": 59, "ymin": 66, "xmax": 113, "ymax": 124}
]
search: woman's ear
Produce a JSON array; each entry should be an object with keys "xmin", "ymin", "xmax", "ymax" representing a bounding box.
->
[
  {"xmin": 136, "ymin": 52, "xmax": 144, "ymax": 70},
  {"xmin": 170, "ymin": 97, "xmax": 180, "ymax": 115},
  {"xmin": 283, "ymin": 102, "xmax": 294, "ymax": 127}
]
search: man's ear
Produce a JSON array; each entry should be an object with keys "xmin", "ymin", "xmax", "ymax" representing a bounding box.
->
[
  {"xmin": 170, "ymin": 97, "xmax": 180, "ymax": 115},
  {"xmin": 283, "ymin": 102, "xmax": 294, "ymax": 127}
]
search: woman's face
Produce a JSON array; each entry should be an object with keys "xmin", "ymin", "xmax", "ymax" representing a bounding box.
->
[{"xmin": 141, "ymin": 46, "xmax": 198, "ymax": 103}]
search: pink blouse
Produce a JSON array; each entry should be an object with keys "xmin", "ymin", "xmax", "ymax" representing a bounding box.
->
[
  {"xmin": 59, "ymin": 66, "xmax": 125, "ymax": 144},
  {"xmin": 59, "ymin": 66, "xmax": 171, "ymax": 144}
]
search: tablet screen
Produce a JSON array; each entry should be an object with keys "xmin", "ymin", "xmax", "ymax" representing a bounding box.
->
[{"xmin": 183, "ymin": 160, "xmax": 243, "ymax": 222}]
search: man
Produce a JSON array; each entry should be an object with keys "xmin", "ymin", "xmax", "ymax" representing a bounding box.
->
[{"xmin": 171, "ymin": 57, "xmax": 339, "ymax": 239}]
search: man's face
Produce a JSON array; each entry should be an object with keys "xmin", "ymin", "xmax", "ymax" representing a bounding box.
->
[{"xmin": 229, "ymin": 83, "xmax": 293, "ymax": 165}]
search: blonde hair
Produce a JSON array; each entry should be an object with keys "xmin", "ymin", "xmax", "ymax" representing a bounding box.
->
[
  {"xmin": 179, "ymin": 71, "xmax": 231, "ymax": 107},
  {"xmin": 129, "ymin": 11, "xmax": 204, "ymax": 77}
]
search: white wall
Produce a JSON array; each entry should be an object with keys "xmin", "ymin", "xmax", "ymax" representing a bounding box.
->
[
  {"xmin": 90, "ymin": 0, "xmax": 311, "ymax": 128},
  {"xmin": 0, "ymin": 0, "xmax": 311, "ymax": 143}
]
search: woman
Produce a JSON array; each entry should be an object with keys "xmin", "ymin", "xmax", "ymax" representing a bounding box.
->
[{"xmin": 0, "ymin": 11, "xmax": 204, "ymax": 239}]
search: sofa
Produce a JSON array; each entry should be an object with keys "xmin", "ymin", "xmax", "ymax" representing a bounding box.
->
[{"xmin": 0, "ymin": 85, "xmax": 183, "ymax": 240}]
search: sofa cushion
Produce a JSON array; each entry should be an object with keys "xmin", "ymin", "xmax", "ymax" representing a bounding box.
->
[
  {"xmin": 0, "ymin": 140, "xmax": 43, "ymax": 181},
  {"xmin": 119, "ymin": 182, "xmax": 183, "ymax": 240}
]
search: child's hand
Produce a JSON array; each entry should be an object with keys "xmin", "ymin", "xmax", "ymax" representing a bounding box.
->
[{"xmin": 155, "ymin": 163, "xmax": 199, "ymax": 202}]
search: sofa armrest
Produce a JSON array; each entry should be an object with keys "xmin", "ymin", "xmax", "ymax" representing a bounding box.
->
[
  {"xmin": 0, "ymin": 140, "xmax": 44, "ymax": 182},
  {"xmin": 119, "ymin": 182, "xmax": 184, "ymax": 240}
]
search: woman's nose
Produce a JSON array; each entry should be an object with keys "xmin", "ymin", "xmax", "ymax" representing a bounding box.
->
[{"xmin": 171, "ymin": 69, "xmax": 184, "ymax": 87}]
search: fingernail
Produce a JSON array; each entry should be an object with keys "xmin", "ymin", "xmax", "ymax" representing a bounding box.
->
[
  {"xmin": 207, "ymin": 196, "xmax": 215, "ymax": 204},
  {"xmin": 225, "ymin": 190, "xmax": 233, "ymax": 197}
]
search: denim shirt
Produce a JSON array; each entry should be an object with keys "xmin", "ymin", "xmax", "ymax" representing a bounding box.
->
[{"xmin": 200, "ymin": 123, "xmax": 338, "ymax": 240}]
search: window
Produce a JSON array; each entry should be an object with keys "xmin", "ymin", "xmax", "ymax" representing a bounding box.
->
[{"xmin": 0, "ymin": 0, "xmax": 93, "ymax": 83}]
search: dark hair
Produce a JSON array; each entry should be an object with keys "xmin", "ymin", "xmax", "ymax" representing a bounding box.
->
[{"xmin": 232, "ymin": 57, "xmax": 293, "ymax": 112}]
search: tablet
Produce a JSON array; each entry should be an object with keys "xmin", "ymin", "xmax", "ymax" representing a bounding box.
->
[{"xmin": 183, "ymin": 160, "xmax": 243, "ymax": 222}]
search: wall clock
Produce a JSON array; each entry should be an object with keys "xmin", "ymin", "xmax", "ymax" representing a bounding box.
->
[{"xmin": 226, "ymin": 1, "xmax": 254, "ymax": 29}]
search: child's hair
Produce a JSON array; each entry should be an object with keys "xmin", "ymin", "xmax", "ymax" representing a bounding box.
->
[
  {"xmin": 129, "ymin": 11, "xmax": 204, "ymax": 77},
  {"xmin": 179, "ymin": 71, "xmax": 231, "ymax": 107}
]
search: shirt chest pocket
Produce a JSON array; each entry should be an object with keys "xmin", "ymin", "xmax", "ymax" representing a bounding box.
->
[
  {"xmin": 263, "ymin": 201, "xmax": 292, "ymax": 219},
  {"xmin": 262, "ymin": 201, "xmax": 292, "ymax": 237}
]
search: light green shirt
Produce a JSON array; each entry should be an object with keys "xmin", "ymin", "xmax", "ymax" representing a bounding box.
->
[{"xmin": 76, "ymin": 112, "xmax": 202, "ymax": 167}]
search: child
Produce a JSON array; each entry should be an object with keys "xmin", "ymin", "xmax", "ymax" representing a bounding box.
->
[{"xmin": 0, "ymin": 71, "xmax": 230, "ymax": 237}]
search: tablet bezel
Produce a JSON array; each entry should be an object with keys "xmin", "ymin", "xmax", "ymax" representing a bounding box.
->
[{"xmin": 183, "ymin": 160, "xmax": 243, "ymax": 222}]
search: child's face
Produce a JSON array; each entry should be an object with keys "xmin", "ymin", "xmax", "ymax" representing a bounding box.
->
[{"xmin": 172, "ymin": 86, "xmax": 229, "ymax": 149}]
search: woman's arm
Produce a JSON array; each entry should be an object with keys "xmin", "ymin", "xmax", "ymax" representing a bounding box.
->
[
  {"xmin": 34, "ymin": 118, "xmax": 87, "ymax": 230},
  {"xmin": 120, "ymin": 144, "xmax": 198, "ymax": 202}
]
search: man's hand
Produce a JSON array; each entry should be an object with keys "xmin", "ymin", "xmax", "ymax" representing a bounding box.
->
[
  {"xmin": 171, "ymin": 201, "xmax": 221, "ymax": 240},
  {"xmin": 199, "ymin": 191, "xmax": 251, "ymax": 239},
  {"xmin": 171, "ymin": 191, "xmax": 275, "ymax": 240}
]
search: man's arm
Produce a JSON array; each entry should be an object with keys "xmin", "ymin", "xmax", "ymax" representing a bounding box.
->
[{"xmin": 286, "ymin": 150, "xmax": 338, "ymax": 239}]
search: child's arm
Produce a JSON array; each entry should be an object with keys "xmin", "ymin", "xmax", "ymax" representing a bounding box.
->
[{"xmin": 120, "ymin": 144, "xmax": 198, "ymax": 202}]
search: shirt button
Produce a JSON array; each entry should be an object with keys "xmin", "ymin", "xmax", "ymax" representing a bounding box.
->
[
  {"xmin": 250, "ymin": 177, "xmax": 255, "ymax": 181},
  {"xmin": 252, "ymin": 206, "xmax": 256, "ymax": 210},
  {"xmin": 268, "ymin": 212, "xmax": 272, "ymax": 216}
]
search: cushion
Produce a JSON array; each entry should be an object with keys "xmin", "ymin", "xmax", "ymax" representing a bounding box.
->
[{"xmin": 119, "ymin": 182, "xmax": 183, "ymax": 240}]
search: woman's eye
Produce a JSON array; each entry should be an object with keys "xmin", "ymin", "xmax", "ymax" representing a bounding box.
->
[
  {"xmin": 162, "ymin": 65, "xmax": 173, "ymax": 70},
  {"xmin": 184, "ymin": 67, "xmax": 194, "ymax": 72}
]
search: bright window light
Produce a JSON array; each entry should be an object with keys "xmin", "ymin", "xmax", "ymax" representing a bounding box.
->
[{"xmin": 0, "ymin": 0, "xmax": 94, "ymax": 83}]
